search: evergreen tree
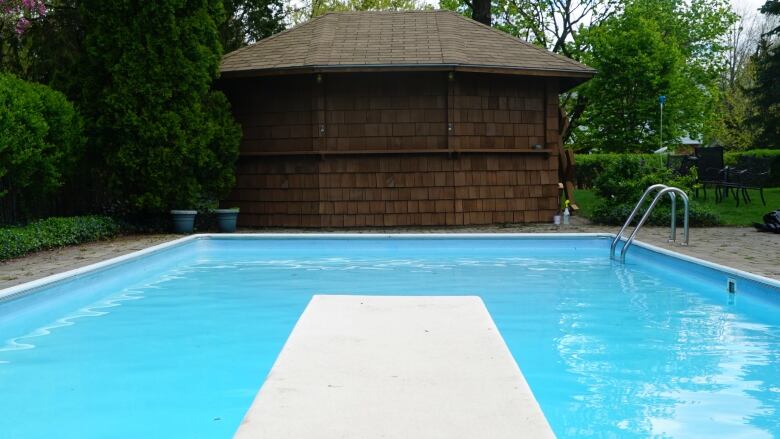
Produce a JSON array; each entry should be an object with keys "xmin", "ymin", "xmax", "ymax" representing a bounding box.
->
[
  {"xmin": 746, "ymin": 1, "xmax": 780, "ymax": 149},
  {"xmin": 80, "ymin": 0, "xmax": 241, "ymax": 213}
]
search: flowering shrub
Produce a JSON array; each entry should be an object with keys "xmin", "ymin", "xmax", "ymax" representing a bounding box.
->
[{"xmin": 0, "ymin": 0, "xmax": 46, "ymax": 34}]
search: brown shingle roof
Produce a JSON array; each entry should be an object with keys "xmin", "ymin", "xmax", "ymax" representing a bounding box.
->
[{"xmin": 221, "ymin": 10, "xmax": 595, "ymax": 80}]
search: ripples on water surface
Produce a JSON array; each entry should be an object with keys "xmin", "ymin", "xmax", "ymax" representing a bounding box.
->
[{"xmin": 0, "ymin": 238, "xmax": 778, "ymax": 438}]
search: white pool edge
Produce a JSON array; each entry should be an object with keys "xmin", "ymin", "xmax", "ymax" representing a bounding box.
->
[
  {"xmin": 0, "ymin": 234, "xmax": 199, "ymax": 302},
  {"xmin": 625, "ymin": 239, "xmax": 780, "ymax": 290},
  {"xmin": 1, "ymin": 232, "xmax": 778, "ymax": 302}
]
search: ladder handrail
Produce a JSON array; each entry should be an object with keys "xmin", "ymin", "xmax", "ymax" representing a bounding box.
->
[
  {"xmin": 610, "ymin": 184, "xmax": 669, "ymax": 259},
  {"xmin": 620, "ymin": 187, "xmax": 689, "ymax": 262},
  {"xmin": 669, "ymin": 192, "xmax": 677, "ymax": 242}
]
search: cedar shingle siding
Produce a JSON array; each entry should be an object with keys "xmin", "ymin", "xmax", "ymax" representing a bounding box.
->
[{"xmin": 218, "ymin": 10, "xmax": 594, "ymax": 227}]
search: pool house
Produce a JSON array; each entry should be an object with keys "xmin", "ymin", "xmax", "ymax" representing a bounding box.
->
[{"xmin": 218, "ymin": 10, "xmax": 595, "ymax": 227}]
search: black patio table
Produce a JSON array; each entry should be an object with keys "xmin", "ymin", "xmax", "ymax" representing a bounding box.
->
[{"xmin": 691, "ymin": 147, "xmax": 769, "ymax": 207}]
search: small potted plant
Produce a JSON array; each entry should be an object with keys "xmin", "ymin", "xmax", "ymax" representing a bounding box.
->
[
  {"xmin": 170, "ymin": 210, "xmax": 197, "ymax": 233},
  {"xmin": 214, "ymin": 207, "xmax": 240, "ymax": 233}
]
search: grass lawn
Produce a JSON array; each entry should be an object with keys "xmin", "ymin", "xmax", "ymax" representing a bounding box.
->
[
  {"xmin": 573, "ymin": 189, "xmax": 598, "ymax": 219},
  {"xmin": 573, "ymin": 187, "xmax": 780, "ymax": 226}
]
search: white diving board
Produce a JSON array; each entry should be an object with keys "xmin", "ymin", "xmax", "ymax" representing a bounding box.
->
[{"xmin": 234, "ymin": 295, "xmax": 554, "ymax": 439}]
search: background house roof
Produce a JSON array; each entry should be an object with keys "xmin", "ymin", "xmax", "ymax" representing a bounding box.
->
[{"xmin": 220, "ymin": 10, "xmax": 596, "ymax": 81}]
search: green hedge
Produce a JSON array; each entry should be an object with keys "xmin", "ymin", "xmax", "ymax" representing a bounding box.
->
[
  {"xmin": 575, "ymin": 153, "xmax": 663, "ymax": 188},
  {"xmin": 591, "ymin": 202, "xmax": 720, "ymax": 226},
  {"xmin": 576, "ymin": 150, "xmax": 780, "ymax": 188},
  {"xmin": 724, "ymin": 149, "xmax": 780, "ymax": 187},
  {"xmin": 0, "ymin": 216, "xmax": 121, "ymax": 261}
]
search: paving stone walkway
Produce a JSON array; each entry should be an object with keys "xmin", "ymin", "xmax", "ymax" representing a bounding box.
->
[{"xmin": 1, "ymin": 223, "xmax": 778, "ymax": 290}]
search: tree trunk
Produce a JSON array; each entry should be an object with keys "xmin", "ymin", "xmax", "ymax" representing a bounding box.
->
[
  {"xmin": 471, "ymin": 0, "xmax": 491, "ymax": 26},
  {"xmin": 561, "ymin": 96, "xmax": 588, "ymax": 145}
]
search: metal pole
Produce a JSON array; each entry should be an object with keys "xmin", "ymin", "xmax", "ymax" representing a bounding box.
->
[{"xmin": 659, "ymin": 95, "xmax": 666, "ymax": 150}]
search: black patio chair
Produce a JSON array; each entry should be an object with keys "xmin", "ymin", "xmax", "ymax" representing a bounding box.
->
[
  {"xmin": 694, "ymin": 146, "xmax": 727, "ymax": 201},
  {"xmin": 726, "ymin": 156, "xmax": 771, "ymax": 206},
  {"xmin": 666, "ymin": 154, "xmax": 696, "ymax": 176}
]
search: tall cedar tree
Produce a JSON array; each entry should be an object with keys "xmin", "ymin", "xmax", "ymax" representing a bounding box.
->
[
  {"xmin": 746, "ymin": 1, "xmax": 780, "ymax": 149},
  {"xmin": 80, "ymin": 0, "xmax": 241, "ymax": 213}
]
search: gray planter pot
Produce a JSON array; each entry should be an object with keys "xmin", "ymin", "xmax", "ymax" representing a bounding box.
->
[
  {"xmin": 170, "ymin": 210, "xmax": 197, "ymax": 234},
  {"xmin": 214, "ymin": 209, "xmax": 239, "ymax": 233}
]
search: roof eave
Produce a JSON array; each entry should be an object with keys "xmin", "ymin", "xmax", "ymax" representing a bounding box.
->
[{"xmin": 219, "ymin": 63, "xmax": 596, "ymax": 82}]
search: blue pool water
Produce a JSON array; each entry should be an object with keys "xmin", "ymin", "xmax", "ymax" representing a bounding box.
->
[{"xmin": 1, "ymin": 236, "xmax": 779, "ymax": 438}]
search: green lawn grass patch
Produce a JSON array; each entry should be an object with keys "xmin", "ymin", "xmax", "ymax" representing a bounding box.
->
[{"xmin": 574, "ymin": 187, "xmax": 780, "ymax": 226}]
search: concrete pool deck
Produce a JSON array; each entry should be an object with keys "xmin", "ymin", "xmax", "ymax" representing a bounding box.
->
[
  {"xmin": 1, "ymin": 224, "xmax": 777, "ymax": 289},
  {"xmin": 235, "ymin": 295, "xmax": 554, "ymax": 439}
]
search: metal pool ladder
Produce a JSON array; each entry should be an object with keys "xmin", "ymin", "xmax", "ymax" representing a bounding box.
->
[{"xmin": 610, "ymin": 184, "xmax": 689, "ymax": 263}]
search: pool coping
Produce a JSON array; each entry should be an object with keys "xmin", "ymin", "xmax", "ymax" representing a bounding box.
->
[{"xmin": 1, "ymin": 232, "xmax": 779, "ymax": 302}]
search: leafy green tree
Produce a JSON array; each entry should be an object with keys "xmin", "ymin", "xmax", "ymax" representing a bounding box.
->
[
  {"xmin": 745, "ymin": 0, "xmax": 780, "ymax": 149},
  {"xmin": 80, "ymin": 0, "xmax": 241, "ymax": 213},
  {"xmin": 220, "ymin": 0, "xmax": 286, "ymax": 53},
  {"xmin": 704, "ymin": 5, "xmax": 775, "ymax": 149},
  {"xmin": 573, "ymin": 0, "xmax": 735, "ymax": 152},
  {"xmin": 493, "ymin": 0, "xmax": 619, "ymax": 57},
  {"xmin": 707, "ymin": 60, "xmax": 758, "ymax": 150},
  {"xmin": 0, "ymin": 73, "xmax": 83, "ymax": 222},
  {"xmin": 4, "ymin": 0, "xmax": 285, "ymax": 86},
  {"xmin": 573, "ymin": 6, "xmax": 686, "ymax": 151}
]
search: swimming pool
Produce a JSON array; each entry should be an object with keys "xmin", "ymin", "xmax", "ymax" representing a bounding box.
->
[{"xmin": 1, "ymin": 234, "xmax": 779, "ymax": 438}]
